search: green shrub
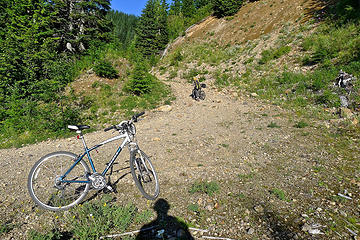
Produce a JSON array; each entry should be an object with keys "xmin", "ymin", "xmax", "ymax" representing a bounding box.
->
[
  {"xmin": 28, "ymin": 196, "xmax": 153, "ymax": 240},
  {"xmin": 187, "ymin": 203, "xmax": 200, "ymax": 212},
  {"xmin": 93, "ymin": 60, "xmax": 118, "ymax": 79},
  {"xmin": 270, "ymin": 188, "xmax": 290, "ymax": 202},
  {"xmin": 214, "ymin": 71, "xmax": 230, "ymax": 87},
  {"xmin": 267, "ymin": 122, "xmax": 281, "ymax": 128},
  {"xmin": 170, "ymin": 50, "xmax": 183, "ymax": 66},
  {"xmin": 213, "ymin": 0, "xmax": 243, "ymax": 18},
  {"xmin": 123, "ymin": 62, "xmax": 155, "ymax": 95},
  {"xmin": 0, "ymin": 222, "xmax": 14, "ymax": 234},
  {"xmin": 28, "ymin": 230, "xmax": 63, "ymax": 240},
  {"xmin": 315, "ymin": 90, "xmax": 340, "ymax": 107},
  {"xmin": 294, "ymin": 121, "xmax": 309, "ymax": 128},
  {"xmin": 69, "ymin": 198, "xmax": 137, "ymax": 240},
  {"xmin": 259, "ymin": 46, "xmax": 291, "ymax": 64}
]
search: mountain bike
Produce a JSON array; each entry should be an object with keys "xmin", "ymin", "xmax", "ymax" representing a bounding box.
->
[
  {"xmin": 191, "ymin": 77, "xmax": 206, "ymax": 101},
  {"xmin": 27, "ymin": 112, "xmax": 159, "ymax": 211}
]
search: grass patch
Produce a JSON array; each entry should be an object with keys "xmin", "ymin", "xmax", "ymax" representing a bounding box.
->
[
  {"xmin": 219, "ymin": 143, "xmax": 229, "ymax": 148},
  {"xmin": 0, "ymin": 222, "xmax": 15, "ymax": 235},
  {"xmin": 189, "ymin": 181, "xmax": 220, "ymax": 196},
  {"xmin": 28, "ymin": 195, "xmax": 153, "ymax": 240},
  {"xmin": 293, "ymin": 120, "xmax": 309, "ymax": 128},
  {"xmin": 259, "ymin": 45, "xmax": 291, "ymax": 64},
  {"xmin": 238, "ymin": 172, "xmax": 255, "ymax": 181},
  {"xmin": 187, "ymin": 203, "xmax": 200, "ymax": 213},
  {"xmin": 270, "ymin": 188, "xmax": 290, "ymax": 202},
  {"xmin": 267, "ymin": 122, "xmax": 281, "ymax": 128}
]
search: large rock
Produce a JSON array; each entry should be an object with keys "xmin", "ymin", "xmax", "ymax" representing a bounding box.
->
[
  {"xmin": 156, "ymin": 105, "xmax": 172, "ymax": 112},
  {"xmin": 340, "ymin": 107, "xmax": 353, "ymax": 118}
]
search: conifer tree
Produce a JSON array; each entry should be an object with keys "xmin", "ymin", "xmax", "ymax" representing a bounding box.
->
[
  {"xmin": 136, "ymin": 0, "xmax": 158, "ymax": 55},
  {"xmin": 156, "ymin": 0, "xmax": 169, "ymax": 51},
  {"xmin": 51, "ymin": 0, "xmax": 112, "ymax": 53},
  {"xmin": 169, "ymin": 0, "xmax": 182, "ymax": 15},
  {"xmin": 182, "ymin": 0, "xmax": 196, "ymax": 18},
  {"xmin": 136, "ymin": 0, "xmax": 169, "ymax": 56},
  {"xmin": 194, "ymin": 0, "xmax": 211, "ymax": 9},
  {"xmin": 107, "ymin": 10, "xmax": 138, "ymax": 48},
  {"xmin": 213, "ymin": 0, "xmax": 242, "ymax": 17}
]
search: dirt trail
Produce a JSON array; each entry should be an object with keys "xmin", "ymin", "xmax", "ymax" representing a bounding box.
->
[{"xmin": 0, "ymin": 73, "xmax": 331, "ymax": 239}]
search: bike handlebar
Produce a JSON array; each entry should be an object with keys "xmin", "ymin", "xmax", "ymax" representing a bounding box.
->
[
  {"xmin": 132, "ymin": 111, "xmax": 145, "ymax": 122},
  {"xmin": 104, "ymin": 112, "xmax": 145, "ymax": 132},
  {"xmin": 104, "ymin": 125, "xmax": 116, "ymax": 132}
]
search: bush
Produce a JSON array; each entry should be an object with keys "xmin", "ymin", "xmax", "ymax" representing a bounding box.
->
[
  {"xmin": 93, "ymin": 60, "xmax": 118, "ymax": 79},
  {"xmin": 123, "ymin": 62, "xmax": 155, "ymax": 95},
  {"xmin": 213, "ymin": 0, "xmax": 242, "ymax": 18},
  {"xmin": 259, "ymin": 46, "xmax": 291, "ymax": 64}
]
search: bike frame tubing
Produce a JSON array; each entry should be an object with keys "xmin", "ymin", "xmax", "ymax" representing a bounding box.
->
[{"xmin": 61, "ymin": 132, "xmax": 131, "ymax": 184}]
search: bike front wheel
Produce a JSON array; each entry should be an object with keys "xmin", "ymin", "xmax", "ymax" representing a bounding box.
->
[
  {"xmin": 27, "ymin": 151, "xmax": 91, "ymax": 211},
  {"xmin": 130, "ymin": 150, "xmax": 159, "ymax": 200},
  {"xmin": 199, "ymin": 90, "xmax": 206, "ymax": 100}
]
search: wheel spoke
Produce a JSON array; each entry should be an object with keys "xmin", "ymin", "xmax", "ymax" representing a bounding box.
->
[
  {"xmin": 130, "ymin": 150, "xmax": 159, "ymax": 200},
  {"xmin": 28, "ymin": 152, "xmax": 90, "ymax": 211}
]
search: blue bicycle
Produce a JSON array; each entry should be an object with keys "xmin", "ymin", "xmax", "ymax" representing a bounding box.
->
[{"xmin": 27, "ymin": 112, "xmax": 159, "ymax": 211}]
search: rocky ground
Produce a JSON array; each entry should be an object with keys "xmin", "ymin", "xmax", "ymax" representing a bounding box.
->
[{"xmin": 1, "ymin": 72, "xmax": 359, "ymax": 240}]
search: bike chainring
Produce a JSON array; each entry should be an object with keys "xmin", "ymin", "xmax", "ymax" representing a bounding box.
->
[{"xmin": 89, "ymin": 173, "xmax": 107, "ymax": 190}]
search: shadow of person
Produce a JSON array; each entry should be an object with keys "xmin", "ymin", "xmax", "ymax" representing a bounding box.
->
[{"xmin": 136, "ymin": 198, "xmax": 194, "ymax": 240}]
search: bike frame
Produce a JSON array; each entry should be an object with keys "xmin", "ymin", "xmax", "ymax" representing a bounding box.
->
[{"xmin": 60, "ymin": 131, "xmax": 133, "ymax": 184}]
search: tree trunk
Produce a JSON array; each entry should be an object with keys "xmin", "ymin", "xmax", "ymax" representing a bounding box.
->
[{"xmin": 78, "ymin": 7, "xmax": 85, "ymax": 51}]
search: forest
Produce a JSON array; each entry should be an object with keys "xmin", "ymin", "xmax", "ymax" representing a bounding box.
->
[{"xmin": 0, "ymin": 0, "xmax": 241, "ymax": 148}]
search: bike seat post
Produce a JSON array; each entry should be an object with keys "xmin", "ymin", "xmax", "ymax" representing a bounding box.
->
[{"xmin": 77, "ymin": 130, "xmax": 89, "ymax": 151}]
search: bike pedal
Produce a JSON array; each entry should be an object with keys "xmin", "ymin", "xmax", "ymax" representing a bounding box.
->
[{"xmin": 106, "ymin": 185, "xmax": 114, "ymax": 192}]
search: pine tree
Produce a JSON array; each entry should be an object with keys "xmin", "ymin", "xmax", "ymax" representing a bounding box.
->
[
  {"xmin": 194, "ymin": 0, "xmax": 211, "ymax": 9},
  {"xmin": 107, "ymin": 10, "xmax": 138, "ymax": 48},
  {"xmin": 169, "ymin": 0, "xmax": 182, "ymax": 15},
  {"xmin": 156, "ymin": 0, "xmax": 169, "ymax": 51},
  {"xmin": 182, "ymin": 0, "xmax": 196, "ymax": 18},
  {"xmin": 136, "ymin": 0, "xmax": 158, "ymax": 55},
  {"xmin": 213, "ymin": 0, "xmax": 242, "ymax": 17},
  {"xmin": 52, "ymin": 0, "xmax": 112, "ymax": 53},
  {"xmin": 136, "ymin": 0, "xmax": 169, "ymax": 56},
  {"xmin": 125, "ymin": 56, "xmax": 154, "ymax": 95}
]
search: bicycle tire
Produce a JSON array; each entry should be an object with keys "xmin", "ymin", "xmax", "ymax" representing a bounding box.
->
[
  {"xmin": 130, "ymin": 150, "xmax": 159, "ymax": 200},
  {"xmin": 192, "ymin": 89, "xmax": 199, "ymax": 100},
  {"xmin": 199, "ymin": 90, "xmax": 206, "ymax": 100},
  {"xmin": 27, "ymin": 151, "xmax": 91, "ymax": 211}
]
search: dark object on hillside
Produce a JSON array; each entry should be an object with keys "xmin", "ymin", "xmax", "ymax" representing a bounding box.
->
[
  {"xmin": 334, "ymin": 70, "xmax": 354, "ymax": 92},
  {"xmin": 333, "ymin": 70, "xmax": 357, "ymax": 108},
  {"xmin": 190, "ymin": 77, "xmax": 206, "ymax": 101}
]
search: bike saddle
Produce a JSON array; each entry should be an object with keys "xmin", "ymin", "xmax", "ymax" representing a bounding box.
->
[{"xmin": 68, "ymin": 125, "xmax": 90, "ymax": 131}]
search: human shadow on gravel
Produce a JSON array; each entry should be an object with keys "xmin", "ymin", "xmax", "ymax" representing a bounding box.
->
[
  {"xmin": 254, "ymin": 203, "xmax": 302, "ymax": 240},
  {"xmin": 136, "ymin": 198, "xmax": 194, "ymax": 240}
]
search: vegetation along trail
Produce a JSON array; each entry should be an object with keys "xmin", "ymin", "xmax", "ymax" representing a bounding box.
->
[
  {"xmin": 0, "ymin": 72, "xmax": 358, "ymax": 239},
  {"xmin": 1, "ymin": 0, "xmax": 360, "ymax": 239}
]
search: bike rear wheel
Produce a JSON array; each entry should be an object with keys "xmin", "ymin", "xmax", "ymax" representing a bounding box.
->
[
  {"xmin": 27, "ymin": 151, "xmax": 90, "ymax": 211},
  {"xmin": 199, "ymin": 90, "xmax": 206, "ymax": 100},
  {"xmin": 130, "ymin": 150, "xmax": 159, "ymax": 200}
]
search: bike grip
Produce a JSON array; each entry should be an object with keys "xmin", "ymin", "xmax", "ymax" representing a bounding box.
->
[
  {"xmin": 135, "ymin": 112, "xmax": 145, "ymax": 118},
  {"xmin": 104, "ymin": 125, "xmax": 115, "ymax": 132}
]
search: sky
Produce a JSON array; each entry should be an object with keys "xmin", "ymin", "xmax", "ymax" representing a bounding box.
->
[
  {"xmin": 110, "ymin": 0, "xmax": 149, "ymax": 16},
  {"xmin": 110, "ymin": 0, "xmax": 171, "ymax": 16}
]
